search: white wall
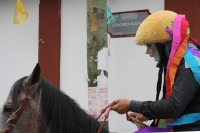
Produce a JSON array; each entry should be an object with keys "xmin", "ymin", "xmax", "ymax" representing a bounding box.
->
[
  {"xmin": 60, "ymin": 0, "xmax": 88, "ymax": 110},
  {"xmin": 0, "ymin": 0, "xmax": 39, "ymax": 106},
  {"xmin": 60, "ymin": 0, "xmax": 164, "ymax": 133}
]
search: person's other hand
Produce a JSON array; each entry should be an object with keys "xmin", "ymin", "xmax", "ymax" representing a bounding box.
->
[
  {"xmin": 110, "ymin": 99, "xmax": 130, "ymax": 114},
  {"xmin": 129, "ymin": 112, "xmax": 147, "ymax": 122}
]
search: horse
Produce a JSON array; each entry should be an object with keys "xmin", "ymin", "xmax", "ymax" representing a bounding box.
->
[{"xmin": 0, "ymin": 63, "xmax": 109, "ymax": 133}]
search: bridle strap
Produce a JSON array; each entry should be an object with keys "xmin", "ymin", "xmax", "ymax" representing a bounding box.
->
[
  {"xmin": 4, "ymin": 79, "xmax": 38, "ymax": 133},
  {"xmin": 0, "ymin": 107, "xmax": 21, "ymax": 133}
]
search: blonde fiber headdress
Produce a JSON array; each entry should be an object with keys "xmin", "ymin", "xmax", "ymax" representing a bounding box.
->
[{"xmin": 135, "ymin": 10, "xmax": 177, "ymax": 45}]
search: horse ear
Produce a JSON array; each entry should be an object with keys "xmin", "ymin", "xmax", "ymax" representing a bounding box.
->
[{"xmin": 26, "ymin": 63, "xmax": 40, "ymax": 86}]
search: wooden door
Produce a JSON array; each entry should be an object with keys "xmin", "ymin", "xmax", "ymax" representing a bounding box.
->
[
  {"xmin": 38, "ymin": 0, "xmax": 61, "ymax": 88},
  {"xmin": 165, "ymin": 0, "xmax": 200, "ymax": 42}
]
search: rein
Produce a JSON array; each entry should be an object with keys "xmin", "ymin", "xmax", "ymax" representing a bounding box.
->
[
  {"xmin": 0, "ymin": 78, "xmax": 38, "ymax": 133},
  {"xmin": 96, "ymin": 105, "xmax": 131, "ymax": 133}
]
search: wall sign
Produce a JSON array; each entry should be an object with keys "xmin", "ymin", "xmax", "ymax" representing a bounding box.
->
[{"xmin": 108, "ymin": 9, "xmax": 150, "ymax": 38}]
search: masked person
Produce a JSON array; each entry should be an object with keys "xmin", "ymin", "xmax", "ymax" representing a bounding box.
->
[{"xmin": 110, "ymin": 10, "xmax": 200, "ymax": 132}]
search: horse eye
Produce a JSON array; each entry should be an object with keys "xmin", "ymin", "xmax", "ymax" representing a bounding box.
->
[{"xmin": 3, "ymin": 106, "xmax": 12, "ymax": 113}]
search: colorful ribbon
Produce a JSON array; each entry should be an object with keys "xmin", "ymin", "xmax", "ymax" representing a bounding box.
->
[{"xmin": 166, "ymin": 15, "xmax": 189, "ymax": 98}]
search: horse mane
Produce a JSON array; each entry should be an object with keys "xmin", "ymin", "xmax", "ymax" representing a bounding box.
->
[{"xmin": 11, "ymin": 77, "xmax": 108, "ymax": 133}]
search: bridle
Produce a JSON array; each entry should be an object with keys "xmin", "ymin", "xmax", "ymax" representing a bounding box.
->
[{"xmin": 0, "ymin": 78, "xmax": 38, "ymax": 133}]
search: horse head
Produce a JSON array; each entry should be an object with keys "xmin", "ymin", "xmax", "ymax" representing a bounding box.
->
[
  {"xmin": 0, "ymin": 64, "xmax": 109, "ymax": 133},
  {"xmin": 0, "ymin": 63, "xmax": 43, "ymax": 133}
]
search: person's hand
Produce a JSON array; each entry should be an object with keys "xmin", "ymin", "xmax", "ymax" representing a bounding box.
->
[
  {"xmin": 129, "ymin": 112, "xmax": 148, "ymax": 122},
  {"xmin": 110, "ymin": 99, "xmax": 130, "ymax": 114}
]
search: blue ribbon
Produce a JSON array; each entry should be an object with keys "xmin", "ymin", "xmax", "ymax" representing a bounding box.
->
[
  {"xmin": 184, "ymin": 47, "xmax": 200, "ymax": 85},
  {"xmin": 106, "ymin": 6, "xmax": 114, "ymax": 25},
  {"xmin": 168, "ymin": 113, "xmax": 200, "ymax": 126}
]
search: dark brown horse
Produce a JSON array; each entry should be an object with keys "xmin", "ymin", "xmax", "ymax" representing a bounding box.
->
[{"xmin": 0, "ymin": 64, "xmax": 109, "ymax": 133}]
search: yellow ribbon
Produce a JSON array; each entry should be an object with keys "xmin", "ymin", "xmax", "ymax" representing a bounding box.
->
[{"xmin": 13, "ymin": 0, "xmax": 29, "ymax": 24}]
